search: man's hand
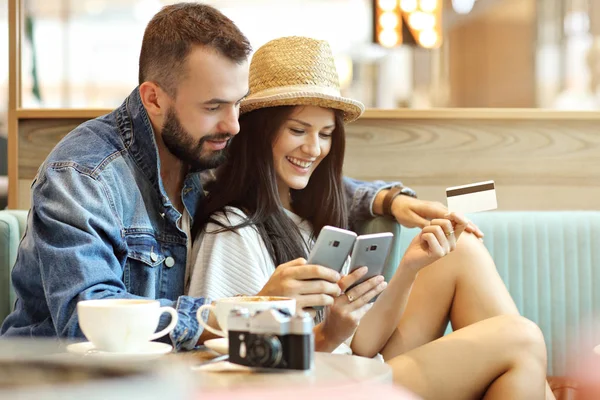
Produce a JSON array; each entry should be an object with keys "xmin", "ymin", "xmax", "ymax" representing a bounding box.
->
[
  {"xmin": 257, "ymin": 258, "xmax": 342, "ymax": 311},
  {"xmin": 391, "ymin": 195, "xmax": 484, "ymax": 239}
]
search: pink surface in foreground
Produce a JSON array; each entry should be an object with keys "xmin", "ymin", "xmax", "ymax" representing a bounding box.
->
[{"xmin": 196, "ymin": 382, "xmax": 420, "ymax": 400}]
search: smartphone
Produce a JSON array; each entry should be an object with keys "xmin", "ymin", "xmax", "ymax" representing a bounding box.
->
[
  {"xmin": 307, "ymin": 225, "xmax": 357, "ymax": 273},
  {"xmin": 346, "ymin": 232, "xmax": 394, "ymax": 293},
  {"xmin": 307, "ymin": 226, "xmax": 357, "ymax": 311}
]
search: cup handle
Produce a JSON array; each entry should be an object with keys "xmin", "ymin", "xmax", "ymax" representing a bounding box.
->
[
  {"xmin": 196, "ymin": 304, "xmax": 226, "ymax": 337},
  {"xmin": 149, "ymin": 307, "xmax": 179, "ymax": 341}
]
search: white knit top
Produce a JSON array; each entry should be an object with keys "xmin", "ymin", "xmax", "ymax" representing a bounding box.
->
[
  {"xmin": 188, "ymin": 206, "xmax": 318, "ymax": 300},
  {"xmin": 188, "ymin": 207, "xmax": 375, "ymax": 356}
]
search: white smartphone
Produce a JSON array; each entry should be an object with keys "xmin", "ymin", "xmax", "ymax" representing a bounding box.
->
[
  {"xmin": 307, "ymin": 225, "xmax": 357, "ymax": 274},
  {"xmin": 346, "ymin": 232, "xmax": 394, "ymax": 293}
]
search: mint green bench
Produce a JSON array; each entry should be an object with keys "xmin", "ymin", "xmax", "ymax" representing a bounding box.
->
[{"xmin": 0, "ymin": 210, "xmax": 27, "ymax": 323}]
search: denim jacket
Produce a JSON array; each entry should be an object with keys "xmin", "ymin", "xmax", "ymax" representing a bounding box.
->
[{"xmin": 1, "ymin": 88, "xmax": 407, "ymax": 350}]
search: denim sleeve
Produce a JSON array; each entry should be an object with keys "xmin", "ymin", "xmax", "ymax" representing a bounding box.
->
[
  {"xmin": 21, "ymin": 166, "xmax": 206, "ymax": 350},
  {"xmin": 169, "ymin": 296, "xmax": 211, "ymax": 351},
  {"xmin": 343, "ymin": 177, "xmax": 417, "ymax": 231},
  {"xmin": 342, "ymin": 177, "xmax": 395, "ymax": 217}
]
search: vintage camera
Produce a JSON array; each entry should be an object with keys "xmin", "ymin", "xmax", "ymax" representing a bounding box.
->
[{"xmin": 227, "ymin": 308, "xmax": 314, "ymax": 370}]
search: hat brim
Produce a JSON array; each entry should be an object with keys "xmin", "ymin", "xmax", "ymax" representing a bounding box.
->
[{"xmin": 240, "ymin": 92, "xmax": 365, "ymax": 123}]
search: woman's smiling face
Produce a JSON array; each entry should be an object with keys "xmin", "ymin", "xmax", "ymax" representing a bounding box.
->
[{"xmin": 272, "ymin": 106, "xmax": 336, "ymax": 193}]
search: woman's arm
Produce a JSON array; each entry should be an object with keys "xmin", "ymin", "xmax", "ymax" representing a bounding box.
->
[
  {"xmin": 351, "ymin": 214, "xmax": 469, "ymax": 357},
  {"xmin": 313, "ymin": 323, "xmax": 339, "ymax": 353},
  {"xmin": 312, "ymin": 267, "xmax": 387, "ymax": 352},
  {"xmin": 350, "ymin": 264, "xmax": 418, "ymax": 357}
]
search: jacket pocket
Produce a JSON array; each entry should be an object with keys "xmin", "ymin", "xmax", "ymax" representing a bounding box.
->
[{"xmin": 123, "ymin": 233, "xmax": 165, "ymax": 296}]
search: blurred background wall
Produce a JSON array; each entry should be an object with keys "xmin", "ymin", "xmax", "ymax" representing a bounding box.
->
[
  {"xmin": 2, "ymin": 0, "xmax": 600, "ymax": 111},
  {"xmin": 2, "ymin": 0, "xmax": 600, "ymax": 209}
]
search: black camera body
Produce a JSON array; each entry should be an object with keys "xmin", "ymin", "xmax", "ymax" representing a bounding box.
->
[{"xmin": 228, "ymin": 308, "xmax": 314, "ymax": 370}]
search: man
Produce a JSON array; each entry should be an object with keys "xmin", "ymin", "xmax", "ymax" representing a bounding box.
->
[{"xmin": 1, "ymin": 3, "xmax": 479, "ymax": 350}]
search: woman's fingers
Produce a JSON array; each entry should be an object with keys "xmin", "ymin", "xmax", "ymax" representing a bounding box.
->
[
  {"xmin": 429, "ymin": 212, "xmax": 470, "ymax": 251},
  {"xmin": 430, "ymin": 218, "xmax": 456, "ymax": 251},
  {"xmin": 421, "ymin": 231, "xmax": 445, "ymax": 258},
  {"xmin": 296, "ymin": 293, "xmax": 336, "ymax": 309},
  {"xmin": 422, "ymin": 224, "xmax": 450, "ymax": 254},
  {"xmin": 296, "ymin": 279, "xmax": 342, "ymax": 297},
  {"xmin": 345, "ymin": 277, "xmax": 387, "ymax": 310},
  {"xmin": 337, "ymin": 267, "xmax": 368, "ymax": 292},
  {"xmin": 465, "ymin": 221, "xmax": 484, "ymax": 239},
  {"xmin": 344, "ymin": 274, "xmax": 384, "ymax": 300},
  {"xmin": 288, "ymin": 263, "xmax": 341, "ymax": 283},
  {"xmin": 444, "ymin": 212, "xmax": 470, "ymax": 240}
]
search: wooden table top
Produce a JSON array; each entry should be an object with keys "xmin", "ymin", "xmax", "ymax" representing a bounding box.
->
[
  {"xmin": 171, "ymin": 348, "xmax": 393, "ymax": 391},
  {"xmin": 0, "ymin": 340, "xmax": 413, "ymax": 400}
]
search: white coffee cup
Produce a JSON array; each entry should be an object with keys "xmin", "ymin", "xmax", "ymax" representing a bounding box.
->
[
  {"xmin": 196, "ymin": 296, "xmax": 296, "ymax": 338},
  {"xmin": 77, "ymin": 299, "xmax": 178, "ymax": 353}
]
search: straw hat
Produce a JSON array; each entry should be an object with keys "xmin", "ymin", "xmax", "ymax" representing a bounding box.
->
[{"xmin": 240, "ymin": 36, "xmax": 365, "ymax": 123}]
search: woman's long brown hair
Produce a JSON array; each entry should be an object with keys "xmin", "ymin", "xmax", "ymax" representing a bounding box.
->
[{"xmin": 192, "ymin": 106, "xmax": 348, "ymax": 266}]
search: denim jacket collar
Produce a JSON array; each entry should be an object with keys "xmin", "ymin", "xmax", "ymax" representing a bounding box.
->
[{"xmin": 116, "ymin": 87, "xmax": 203, "ymax": 218}]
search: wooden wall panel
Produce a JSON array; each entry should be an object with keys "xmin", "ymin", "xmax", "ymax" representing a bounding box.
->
[
  {"xmin": 14, "ymin": 111, "xmax": 600, "ymax": 211},
  {"xmin": 17, "ymin": 179, "xmax": 31, "ymax": 211},
  {"xmin": 344, "ymin": 117, "xmax": 600, "ymax": 210},
  {"xmin": 18, "ymin": 119, "xmax": 84, "ymax": 179}
]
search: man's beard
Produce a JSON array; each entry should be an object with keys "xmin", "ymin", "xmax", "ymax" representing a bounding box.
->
[{"xmin": 161, "ymin": 108, "xmax": 232, "ymax": 171}]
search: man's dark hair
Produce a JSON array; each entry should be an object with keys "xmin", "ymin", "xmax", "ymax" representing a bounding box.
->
[{"xmin": 139, "ymin": 3, "xmax": 252, "ymax": 95}]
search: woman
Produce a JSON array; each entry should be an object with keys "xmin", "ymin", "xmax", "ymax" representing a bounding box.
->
[{"xmin": 189, "ymin": 36, "xmax": 554, "ymax": 399}]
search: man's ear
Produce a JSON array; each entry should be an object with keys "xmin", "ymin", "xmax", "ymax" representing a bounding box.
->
[{"xmin": 139, "ymin": 81, "xmax": 169, "ymax": 117}]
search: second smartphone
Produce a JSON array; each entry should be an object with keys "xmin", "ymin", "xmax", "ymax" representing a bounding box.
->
[{"xmin": 345, "ymin": 232, "xmax": 394, "ymax": 292}]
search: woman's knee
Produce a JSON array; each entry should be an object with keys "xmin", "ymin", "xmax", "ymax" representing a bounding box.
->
[
  {"xmin": 449, "ymin": 232, "xmax": 509, "ymax": 285},
  {"xmin": 454, "ymin": 232, "xmax": 493, "ymax": 262},
  {"xmin": 493, "ymin": 315, "xmax": 548, "ymax": 364},
  {"xmin": 427, "ymin": 232, "xmax": 495, "ymax": 275}
]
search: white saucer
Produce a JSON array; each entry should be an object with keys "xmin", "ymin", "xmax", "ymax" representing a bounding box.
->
[
  {"xmin": 204, "ymin": 338, "xmax": 228, "ymax": 355},
  {"xmin": 66, "ymin": 341, "xmax": 173, "ymax": 361}
]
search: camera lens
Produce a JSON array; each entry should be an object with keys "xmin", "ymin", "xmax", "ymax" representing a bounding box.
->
[
  {"xmin": 332, "ymin": 240, "xmax": 340, "ymax": 247},
  {"xmin": 247, "ymin": 335, "xmax": 283, "ymax": 368},
  {"xmin": 370, "ymin": 245, "xmax": 377, "ymax": 251}
]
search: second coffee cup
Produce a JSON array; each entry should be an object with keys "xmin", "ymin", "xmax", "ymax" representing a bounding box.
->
[{"xmin": 196, "ymin": 296, "xmax": 296, "ymax": 337}]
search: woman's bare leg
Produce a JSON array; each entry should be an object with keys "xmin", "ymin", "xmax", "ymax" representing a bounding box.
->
[
  {"xmin": 386, "ymin": 315, "xmax": 548, "ymax": 400},
  {"xmin": 383, "ymin": 233, "xmax": 519, "ymax": 356},
  {"xmin": 381, "ymin": 233, "xmax": 555, "ymax": 399}
]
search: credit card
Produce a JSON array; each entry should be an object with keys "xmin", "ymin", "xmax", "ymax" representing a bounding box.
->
[{"xmin": 446, "ymin": 180, "xmax": 497, "ymax": 213}]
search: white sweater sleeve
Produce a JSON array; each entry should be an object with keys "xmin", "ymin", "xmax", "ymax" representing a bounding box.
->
[{"xmin": 187, "ymin": 208, "xmax": 275, "ymax": 300}]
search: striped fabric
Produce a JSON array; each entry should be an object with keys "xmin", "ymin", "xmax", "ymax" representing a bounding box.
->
[{"xmin": 0, "ymin": 210, "xmax": 28, "ymax": 323}]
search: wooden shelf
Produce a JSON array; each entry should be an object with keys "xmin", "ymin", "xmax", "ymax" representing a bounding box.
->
[
  {"xmin": 14, "ymin": 107, "xmax": 600, "ymax": 121},
  {"xmin": 361, "ymin": 108, "xmax": 600, "ymax": 120},
  {"xmin": 16, "ymin": 109, "xmax": 111, "ymax": 119}
]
